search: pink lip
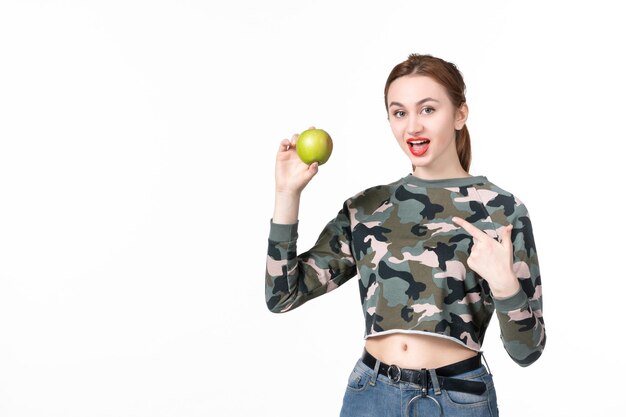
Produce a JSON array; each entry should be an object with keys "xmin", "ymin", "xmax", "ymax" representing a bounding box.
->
[{"xmin": 406, "ymin": 137, "xmax": 430, "ymax": 157}]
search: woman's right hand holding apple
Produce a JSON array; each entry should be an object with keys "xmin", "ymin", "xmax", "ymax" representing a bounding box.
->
[
  {"xmin": 273, "ymin": 132, "xmax": 319, "ymax": 224},
  {"xmin": 275, "ymin": 133, "xmax": 319, "ymax": 194}
]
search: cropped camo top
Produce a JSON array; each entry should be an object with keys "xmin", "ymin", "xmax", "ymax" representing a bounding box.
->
[{"xmin": 265, "ymin": 174, "xmax": 546, "ymax": 366}]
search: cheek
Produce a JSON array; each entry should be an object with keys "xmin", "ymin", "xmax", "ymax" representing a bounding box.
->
[{"xmin": 431, "ymin": 114, "xmax": 456, "ymax": 134}]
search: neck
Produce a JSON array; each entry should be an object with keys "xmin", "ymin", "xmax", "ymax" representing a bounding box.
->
[{"xmin": 412, "ymin": 164, "xmax": 469, "ymax": 180}]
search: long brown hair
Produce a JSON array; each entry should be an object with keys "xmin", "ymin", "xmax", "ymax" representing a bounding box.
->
[{"xmin": 384, "ymin": 54, "xmax": 471, "ymax": 172}]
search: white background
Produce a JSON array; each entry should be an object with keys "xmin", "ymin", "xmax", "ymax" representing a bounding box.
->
[{"xmin": 0, "ymin": 1, "xmax": 624, "ymax": 416}]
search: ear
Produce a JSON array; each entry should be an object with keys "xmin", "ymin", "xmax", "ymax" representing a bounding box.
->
[{"xmin": 454, "ymin": 103, "xmax": 469, "ymax": 130}]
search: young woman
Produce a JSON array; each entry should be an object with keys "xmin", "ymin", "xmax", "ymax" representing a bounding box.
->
[{"xmin": 265, "ymin": 54, "xmax": 546, "ymax": 417}]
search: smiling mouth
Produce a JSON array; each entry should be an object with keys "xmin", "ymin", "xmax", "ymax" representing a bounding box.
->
[{"xmin": 406, "ymin": 138, "xmax": 430, "ymax": 157}]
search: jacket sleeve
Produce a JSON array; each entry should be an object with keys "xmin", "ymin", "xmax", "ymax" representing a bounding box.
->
[
  {"xmin": 493, "ymin": 204, "xmax": 546, "ymax": 366},
  {"xmin": 265, "ymin": 201, "xmax": 357, "ymax": 313}
]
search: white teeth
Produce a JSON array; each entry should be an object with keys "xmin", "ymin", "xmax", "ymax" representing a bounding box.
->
[{"xmin": 409, "ymin": 140, "xmax": 428, "ymax": 145}]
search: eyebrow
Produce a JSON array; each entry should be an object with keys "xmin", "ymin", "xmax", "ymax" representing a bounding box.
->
[{"xmin": 388, "ymin": 97, "xmax": 440, "ymax": 109}]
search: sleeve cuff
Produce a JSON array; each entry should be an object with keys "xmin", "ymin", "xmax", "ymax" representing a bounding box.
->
[
  {"xmin": 269, "ymin": 219, "xmax": 298, "ymax": 242},
  {"xmin": 492, "ymin": 287, "xmax": 528, "ymax": 313}
]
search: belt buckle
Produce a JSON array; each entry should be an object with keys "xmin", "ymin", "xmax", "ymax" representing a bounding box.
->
[{"xmin": 386, "ymin": 364, "xmax": 401, "ymax": 383}]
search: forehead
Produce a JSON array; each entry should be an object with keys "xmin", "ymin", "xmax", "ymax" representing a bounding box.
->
[{"xmin": 387, "ymin": 75, "xmax": 449, "ymax": 105}]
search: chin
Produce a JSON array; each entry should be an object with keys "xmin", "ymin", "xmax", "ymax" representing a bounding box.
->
[{"xmin": 409, "ymin": 157, "xmax": 432, "ymax": 168}]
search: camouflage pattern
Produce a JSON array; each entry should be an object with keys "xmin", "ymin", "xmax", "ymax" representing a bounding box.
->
[{"xmin": 266, "ymin": 174, "xmax": 546, "ymax": 367}]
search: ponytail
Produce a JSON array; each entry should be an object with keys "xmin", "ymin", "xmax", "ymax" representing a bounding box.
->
[{"xmin": 456, "ymin": 125, "xmax": 471, "ymax": 172}]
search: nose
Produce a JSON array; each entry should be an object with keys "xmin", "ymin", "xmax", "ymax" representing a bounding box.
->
[{"xmin": 408, "ymin": 113, "xmax": 423, "ymax": 136}]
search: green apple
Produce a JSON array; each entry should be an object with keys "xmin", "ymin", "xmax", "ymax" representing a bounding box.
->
[{"xmin": 296, "ymin": 128, "xmax": 333, "ymax": 165}]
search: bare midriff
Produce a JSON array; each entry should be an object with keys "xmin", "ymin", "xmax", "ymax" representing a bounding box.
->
[{"xmin": 364, "ymin": 333, "xmax": 478, "ymax": 369}]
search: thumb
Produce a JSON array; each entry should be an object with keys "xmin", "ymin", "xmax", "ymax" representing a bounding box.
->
[
  {"xmin": 301, "ymin": 162, "xmax": 319, "ymax": 183},
  {"xmin": 308, "ymin": 162, "xmax": 319, "ymax": 177},
  {"xmin": 501, "ymin": 224, "xmax": 514, "ymax": 252}
]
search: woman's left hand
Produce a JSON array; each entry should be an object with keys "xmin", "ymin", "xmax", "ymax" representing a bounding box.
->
[{"xmin": 451, "ymin": 217, "xmax": 520, "ymax": 299}]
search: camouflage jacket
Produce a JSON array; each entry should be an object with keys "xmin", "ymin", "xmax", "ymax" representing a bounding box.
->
[{"xmin": 266, "ymin": 174, "xmax": 546, "ymax": 366}]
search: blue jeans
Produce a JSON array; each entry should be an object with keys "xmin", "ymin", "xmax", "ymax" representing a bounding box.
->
[{"xmin": 340, "ymin": 357, "xmax": 499, "ymax": 417}]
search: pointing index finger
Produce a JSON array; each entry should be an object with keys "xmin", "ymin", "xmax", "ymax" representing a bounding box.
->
[{"xmin": 452, "ymin": 216, "xmax": 488, "ymax": 241}]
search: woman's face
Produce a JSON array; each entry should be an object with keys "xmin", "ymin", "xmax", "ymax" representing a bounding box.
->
[{"xmin": 387, "ymin": 75, "xmax": 468, "ymax": 178}]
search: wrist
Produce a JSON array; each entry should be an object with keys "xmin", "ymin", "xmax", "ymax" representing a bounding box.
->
[
  {"xmin": 489, "ymin": 272, "xmax": 521, "ymax": 300},
  {"xmin": 273, "ymin": 191, "xmax": 301, "ymax": 225},
  {"xmin": 275, "ymin": 188, "xmax": 302, "ymax": 199}
]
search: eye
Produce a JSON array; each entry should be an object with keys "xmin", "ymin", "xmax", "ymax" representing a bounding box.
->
[
  {"xmin": 421, "ymin": 107, "xmax": 435, "ymax": 115},
  {"xmin": 393, "ymin": 110, "xmax": 406, "ymax": 118}
]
